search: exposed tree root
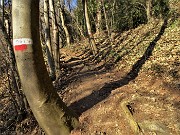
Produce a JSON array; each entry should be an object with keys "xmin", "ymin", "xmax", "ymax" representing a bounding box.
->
[{"xmin": 120, "ymin": 98, "xmax": 143, "ymax": 135}]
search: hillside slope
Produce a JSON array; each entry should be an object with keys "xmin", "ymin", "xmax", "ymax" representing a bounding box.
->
[{"xmin": 58, "ymin": 4, "xmax": 180, "ymax": 135}]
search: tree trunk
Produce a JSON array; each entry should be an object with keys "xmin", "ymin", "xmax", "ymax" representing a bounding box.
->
[
  {"xmin": 82, "ymin": 0, "xmax": 97, "ymax": 55},
  {"xmin": 146, "ymin": 0, "xmax": 152, "ymax": 22},
  {"xmin": 96, "ymin": 0, "xmax": 102, "ymax": 35},
  {"xmin": 75, "ymin": 19, "xmax": 85, "ymax": 38},
  {"xmin": 44, "ymin": 0, "xmax": 56, "ymax": 80},
  {"xmin": 102, "ymin": 0, "xmax": 110, "ymax": 37},
  {"xmin": 12, "ymin": 0, "xmax": 79, "ymax": 135},
  {"xmin": 5, "ymin": 19, "xmax": 10, "ymax": 37},
  {"xmin": 111, "ymin": 0, "xmax": 116, "ymax": 31},
  {"xmin": 73, "ymin": 13, "xmax": 85, "ymax": 38},
  {"xmin": 49, "ymin": 0, "xmax": 60, "ymax": 75},
  {"xmin": 59, "ymin": 1, "xmax": 71, "ymax": 47},
  {"xmin": 0, "ymin": 0, "xmax": 4, "ymax": 25}
]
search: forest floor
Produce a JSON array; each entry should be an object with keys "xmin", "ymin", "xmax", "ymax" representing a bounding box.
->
[
  {"xmin": 59, "ymin": 17, "xmax": 179, "ymax": 135},
  {"xmin": 1, "ymin": 2, "xmax": 180, "ymax": 135}
]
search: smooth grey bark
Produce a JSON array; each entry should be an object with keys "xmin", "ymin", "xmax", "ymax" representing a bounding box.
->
[{"xmin": 12, "ymin": 0, "xmax": 79, "ymax": 135}]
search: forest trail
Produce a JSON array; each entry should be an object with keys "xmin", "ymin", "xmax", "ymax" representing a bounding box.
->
[
  {"xmin": 0, "ymin": 0, "xmax": 180, "ymax": 134},
  {"xmin": 53, "ymin": 18, "xmax": 180, "ymax": 135},
  {"xmin": 1, "ymin": 9, "xmax": 180, "ymax": 135}
]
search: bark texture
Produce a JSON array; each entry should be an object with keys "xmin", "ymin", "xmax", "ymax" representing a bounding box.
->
[{"xmin": 12, "ymin": 0, "xmax": 79, "ymax": 135}]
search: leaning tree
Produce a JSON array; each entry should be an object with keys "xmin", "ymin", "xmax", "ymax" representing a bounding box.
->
[{"xmin": 12, "ymin": 0, "xmax": 79, "ymax": 134}]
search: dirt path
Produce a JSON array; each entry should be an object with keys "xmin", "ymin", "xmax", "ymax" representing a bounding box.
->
[{"xmin": 56, "ymin": 47, "xmax": 180, "ymax": 135}]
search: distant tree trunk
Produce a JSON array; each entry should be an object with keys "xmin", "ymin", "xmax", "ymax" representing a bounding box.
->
[
  {"xmin": 146, "ymin": 0, "xmax": 152, "ymax": 22},
  {"xmin": 82, "ymin": 0, "xmax": 97, "ymax": 55},
  {"xmin": 66, "ymin": 0, "xmax": 72, "ymax": 12},
  {"xmin": 59, "ymin": 1, "xmax": 71, "ymax": 47},
  {"xmin": 44, "ymin": 0, "xmax": 56, "ymax": 80},
  {"xmin": 75, "ymin": 18, "xmax": 85, "ymax": 38},
  {"xmin": 12, "ymin": 0, "xmax": 79, "ymax": 135},
  {"xmin": 44, "ymin": 0, "xmax": 52, "ymax": 54},
  {"xmin": 49, "ymin": 0, "xmax": 60, "ymax": 75},
  {"xmin": 110, "ymin": 0, "xmax": 116, "ymax": 42},
  {"xmin": 0, "ymin": 0, "xmax": 4, "ymax": 25},
  {"xmin": 102, "ymin": 0, "xmax": 110, "ymax": 37},
  {"xmin": 5, "ymin": 19, "xmax": 10, "ymax": 37},
  {"xmin": 96, "ymin": 0, "xmax": 102, "ymax": 35},
  {"xmin": 73, "ymin": 12, "xmax": 85, "ymax": 38},
  {"xmin": 111, "ymin": 0, "xmax": 116, "ymax": 31}
]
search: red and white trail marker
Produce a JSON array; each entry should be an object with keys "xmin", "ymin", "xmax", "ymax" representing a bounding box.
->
[{"xmin": 13, "ymin": 38, "xmax": 33, "ymax": 51}]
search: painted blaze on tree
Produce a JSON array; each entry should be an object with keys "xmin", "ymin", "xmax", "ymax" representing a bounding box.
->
[{"xmin": 13, "ymin": 38, "xmax": 32, "ymax": 51}]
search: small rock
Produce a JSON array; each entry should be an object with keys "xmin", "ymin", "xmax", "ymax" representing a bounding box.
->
[{"xmin": 139, "ymin": 121, "xmax": 170, "ymax": 134}]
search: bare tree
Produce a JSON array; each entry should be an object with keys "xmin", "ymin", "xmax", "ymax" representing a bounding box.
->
[
  {"xmin": 44, "ymin": 0, "xmax": 56, "ymax": 80},
  {"xmin": 146, "ymin": 0, "xmax": 153, "ymax": 22},
  {"xmin": 59, "ymin": 0, "xmax": 71, "ymax": 47},
  {"xmin": 0, "ymin": 0, "xmax": 4, "ymax": 25},
  {"xmin": 82, "ymin": 0, "xmax": 97, "ymax": 55},
  {"xmin": 49, "ymin": 0, "xmax": 60, "ymax": 74},
  {"xmin": 102, "ymin": 0, "xmax": 110, "ymax": 37},
  {"xmin": 96, "ymin": 0, "xmax": 102, "ymax": 35}
]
